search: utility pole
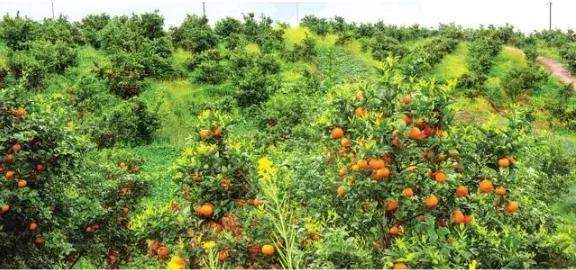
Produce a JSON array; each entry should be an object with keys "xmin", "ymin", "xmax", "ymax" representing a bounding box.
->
[
  {"xmin": 202, "ymin": 2, "xmax": 206, "ymax": 18},
  {"xmin": 548, "ymin": 2, "xmax": 552, "ymax": 30},
  {"xmin": 51, "ymin": 0, "xmax": 55, "ymax": 19}
]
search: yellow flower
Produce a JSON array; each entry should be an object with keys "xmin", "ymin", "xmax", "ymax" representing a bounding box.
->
[
  {"xmin": 468, "ymin": 259, "xmax": 477, "ymax": 270},
  {"xmin": 202, "ymin": 241, "xmax": 217, "ymax": 249},
  {"xmin": 257, "ymin": 157, "xmax": 277, "ymax": 179},
  {"xmin": 167, "ymin": 256, "xmax": 186, "ymax": 270}
]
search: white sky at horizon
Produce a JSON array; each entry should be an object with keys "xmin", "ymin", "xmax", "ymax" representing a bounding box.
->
[{"xmin": 0, "ymin": 0, "xmax": 574, "ymax": 33}]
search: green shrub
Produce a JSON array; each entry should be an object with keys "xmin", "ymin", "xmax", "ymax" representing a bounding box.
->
[
  {"xmin": 171, "ymin": 15, "xmax": 217, "ymax": 53},
  {"xmin": 560, "ymin": 43, "xmax": 576, "ymax": 72},
  {"xmin": 500, "ymin": 65, "xmax": 546, "ymax": 99},
  {"xmin": 79, "ymin": 14, "xmax": 111, "ymax": 48},
  {"xmin": 370, "ymin": 33, "xmax": 404, "ymax": 60},
  {"xmin": 0, "ymin": 15, "xmax": 39, "ymax": 51},
  {"xmin": 90, "ymin": 99, "xmax": 159, "ymax": 148}
]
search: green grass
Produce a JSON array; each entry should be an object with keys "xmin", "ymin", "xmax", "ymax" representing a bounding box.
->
[
  {"xmin": 129, "ymin": 143, "xmax": 181, "ymax": 203},
  {"xmin": 171, "ymin": 48, "xmax": 192, "ymax": 74},
  {"xmin": 140, "ymin": 79, "xmax": 233, "ymax": 145},
  {"xmin": 481, "ymin": 46, "xmax": 529, "ymax": 105},
  {"xmin": 535, "ymin": 40, "xmax": 562, "ymax": 60},
  {"xmin": 451, "ymin": 96, "xmax": 508, "ymax": 128},
  {"xmin": 431, "ymin": 42, "xmax": 469, "ymax": 81},
  {"xmin": 0, "ymin": 41, "xmax": 8, "ymax": 69},
  {"xmin": 140, "ymin": 79, "xmax": 201, "ymax": 145}
]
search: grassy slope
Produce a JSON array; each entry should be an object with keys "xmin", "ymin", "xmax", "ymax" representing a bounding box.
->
[{"xmin": 431, "ymin": 41, "xmax": 470, "ymax": 81}]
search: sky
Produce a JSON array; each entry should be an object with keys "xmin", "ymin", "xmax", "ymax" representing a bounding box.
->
[{"xmin": 0, "ymin": 0, "xmax": 574, "ymax": 33}]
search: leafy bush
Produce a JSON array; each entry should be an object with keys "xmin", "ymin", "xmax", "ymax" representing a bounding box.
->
[
  {"xmin": 370, "ymin": 32, "xmax": 404, "ymax": 60},
  {"xmin": 283, "ymin": 35, "xmax": 318, "ymax": 62},
  {"xmin": 90, "ymin": 99, "xmax": 159, "ymax": 148},
  {"xmin": 0, "ymin": 15, "xmax": 39, "ymax": 51},
  {"xmin": 401, "ymin": 37, "xmax": 457, "ymax": 77},
  {"xmin": 189, "ymin": 49, "xmax": 228, "ymax": 85},
  {"xmin": 560, "ymin": 43, "xmax": 576, "ymax": 72},
  {"xmin": 300, "ymin": 15, "xmax": 330, "ymax": 36},
  {"xmin": 0, "ymin": 89, "xmax": 147, "ymax": 268},
  {"xmin": 79, "ymin": 14, "xmax": 111, "ymax": 48},
  {"xmin": 6, "ymin": 39, "xmax": 77, "ymax": 89},
  {"xmin": 171, "ymin": 15, "xmax": 217, "ymax": 53},
  {"xmin": 500, "ymin": 65, "xmax": 546, "ymax": 99},
  {"xmin": 229, "ymin": 51, "xmax": 282, "ymax": 107}
]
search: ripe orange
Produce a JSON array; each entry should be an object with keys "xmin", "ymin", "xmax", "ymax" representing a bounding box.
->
[
  {"xmin": 433, "ymin": 171, "xmax": 447, "ymax": 183},
  {"xmin": 371, "ymin": 167, "xmax": 390, "ymax": 180},
  {"xmin": 388, "ymin": 225, "xmax": 402, "ymax": 235},
  {"xmin": 331, "ymin": 127, "xmax": 344, "ymax": 139},
  {"xmin": 424, "ymin": 195, "xmax": 439, "ymax": 208},
  {"xmin": 505, "ymin": 201, "xmax": 519, "ymax": 214},
  {"xmin": 336, "ymin": 186, "xmax": 346, "ymax": 197},
  {"xmin": 495, "ymin": 186, "xmax": 507, "ymax": 196},
  {"xmin": 192, "ymin": 174, "xmax": 202, "ymax": 182},
  {"xmin": 401, "ymin": 95, "xmax": 413, "ymax": 105},
  {"xmin": 354, "ymin": 107, "xmax": 367, "ymax": 117},
  {"xmin": 198, "ymin": 203, "xmax": 215, "ymax": 218},
  {"xmin": 341, "ymin": 138, "xmax": 351, "ymax": 148},
  {"xmin": 368, "ymin": 159, "xmax": 385, "ymax": 170},
  {"xmin": 157, "ymin": 246, "xmax": 170, "ymax": 258},
  {"xmin": 464, "ymin": 214, "xmax": 474, "ymax": 224},
  {"xmin": 351, "ymin": 164, "xmax": 361, "ymax": 172},
  {"xmin": 386, "ymin": 200, "xmax": 399, "ymax": 212},
  {"xmin": 0, "ymin": 204, "xmax": 9, "ymax": 214},
  {"xmin": 261, "ymin": 244, "xmax": 275, "ymax": 256},
  {"xmin": 356, "ymin": 160, "xmax": 369, "ymax": 170},
  {"xmin": 452, "ymin": 210, "xmax": 465, "ymax": 225},
  {"xmin": 338, "ymin": 168, "xmax": 347, "ymax": 177},
  {"xmin": 393, "ymin": 262, "xmax": 407, "ymax": 270},
  {"xmin": 5, "ymin": 170, "xmax": 16, "ymax": 179},
  {"xmin": 17, "ymin": 179, "xmax": 27, "ymax": 188},
  {"xmin": 14, "ymin": 107, "xmax": 27, "ymax": 118},
  {"xmin": 408, "ymin": 127, "xmax": 424, "ymax": 140},
  {"xmin": 35, "ymin": 163, "xmax": 45, "ymax": 172},
  {"xmin": 402, "ymin": 114, "xmax": 413, "ymax": 125},
  {"xmin": 250, "ymin": 198, "xmax": 262, "ymax": 206},
  {"xmin": 213, "ymin": 127, "xmax": 223, "ymax": 138},
  {"xmin": 455, "ymin": 185, "xmax": 469, "ymax": 197},
  {"xmin": 11, "ymin": 143, "xmax": 22, "ymax": 152},
  {"xmin": 218, "ymin": 249, "xmax": 230, "ymax": 262},
  {"xmin": 29, "ymin": 222, "xmax": 38, "ymax": 231},
  {"xmin": 497, "ymin": 157, "xmax": 511, "ymax": 168},
  {"xmin": 479, "ymin": 179, "xmax": 494, "ymax": 193},
  {"xmin": 148, "ymin": 240, "xmax": 161, "ymax": 252},
  {"xmin": 35, "ymin": 236, "xmax": 45, "ymax": 245},
  {"xmin": 402, "ymin": 188, "xmax": 414, "ymax": 198},
  {"xmin": 199, "ymin": 129, "xmax": 212, "ymax": 139}
]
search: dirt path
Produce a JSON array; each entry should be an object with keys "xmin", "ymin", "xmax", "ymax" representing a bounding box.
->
[{"xmin": 537, "ymin": 56, "xmax": 576, "ymax": 90}]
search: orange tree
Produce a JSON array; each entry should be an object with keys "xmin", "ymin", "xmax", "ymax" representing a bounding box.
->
[
  {"xmin": 0, "ymin": 88, "xmax": 149, "ymax": 268},
  {"xmin": 171, "ymin": 110, "xmax": 281, "ymax": 269},
  {"xmin": 0, "ymin": 88, "xmax": 90, "ymax": 267},
  {"xmin": 323, "ymin": 70, "xmax": 526, "ymax": 268}
]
